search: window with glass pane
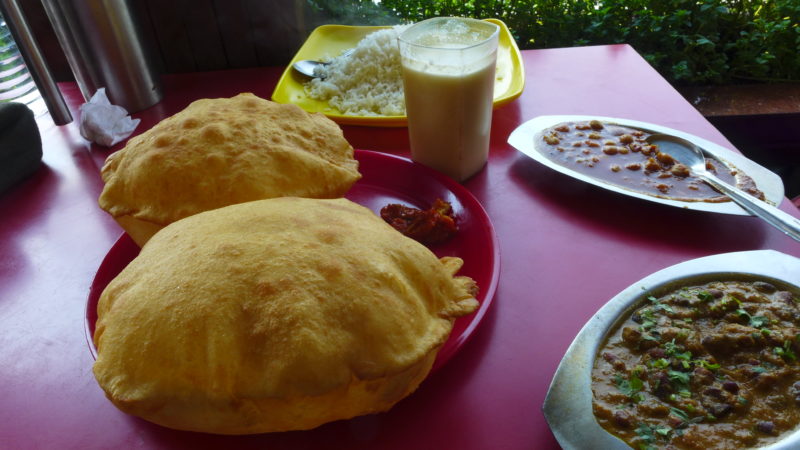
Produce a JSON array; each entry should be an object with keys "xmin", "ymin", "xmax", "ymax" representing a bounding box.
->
[{"xmin": 0, "ymin": 12, "xmax": 45, "ymax": 115}]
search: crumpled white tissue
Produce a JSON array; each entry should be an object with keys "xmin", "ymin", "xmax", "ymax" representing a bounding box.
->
[{"xmin": 79, "ymin": 88, "xmax": 140, "ymax": 147}]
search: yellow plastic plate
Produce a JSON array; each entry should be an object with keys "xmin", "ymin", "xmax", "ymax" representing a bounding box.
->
[{"xmin": 271, "ymin": 19, "xmax": 525, "ymax": 127}]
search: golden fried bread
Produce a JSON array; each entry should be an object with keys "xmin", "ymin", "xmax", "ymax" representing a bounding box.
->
[
  {"xmin": 98, "ymin": 93, "xmax": 360, "ymax": 247},
  {"xmin": 93, "ymin": 197, "xmax": 478, "ymax": 434}
]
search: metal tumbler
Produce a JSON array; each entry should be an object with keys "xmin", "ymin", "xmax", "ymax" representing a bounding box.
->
[{"xmin": 42, "ymin": 0, "xmax": 162, "ymax": 113}]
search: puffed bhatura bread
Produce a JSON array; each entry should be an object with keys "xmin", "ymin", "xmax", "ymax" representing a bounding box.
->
[
  {"xmin": 93, "ymin": 197, "xmax": 479, "ymax": 435},
  {"xmin": 98, "ymin": 93, "xmax": 361, "ymax": 247}
]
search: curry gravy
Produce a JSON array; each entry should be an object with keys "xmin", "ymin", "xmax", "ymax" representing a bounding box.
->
[
  {"xmin": 538, "ymin": 120, "xmax": 765, "ymax": 202},
  {"xmin": 592, "ymin": 280, "xmax": 800, "ymax": 449}
]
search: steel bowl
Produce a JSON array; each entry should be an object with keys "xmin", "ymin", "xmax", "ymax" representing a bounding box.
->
[{"xmin": 543, "ymin": 249, "xmax": 800, "ymax": 449}]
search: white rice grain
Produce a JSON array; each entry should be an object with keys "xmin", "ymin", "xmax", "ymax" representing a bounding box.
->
[{"xmin": 305, "ymin": 27, "xmax": 407, "ymax": 116}]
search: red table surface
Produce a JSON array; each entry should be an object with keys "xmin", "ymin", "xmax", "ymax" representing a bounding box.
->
[{"xmin": 1, "ymin": 44, "xmax": 799, "ymax": 449}]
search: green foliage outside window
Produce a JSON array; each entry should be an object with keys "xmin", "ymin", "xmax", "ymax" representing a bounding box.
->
[
  {"xmin": 305, "ymin": 0, "xmax": 800, "ymax": 86},
  {"xmin": 1, "ymin": 20, "xmax": 20, "ymax": 86}
]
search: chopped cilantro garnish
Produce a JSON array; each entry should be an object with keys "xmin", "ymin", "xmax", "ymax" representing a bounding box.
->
[
  {"xmin": 670, "ymin": 407, "xmax": 690, "ymax": 422},
  {"xmin": 650, "ymin": 358, "xmax": 669, "ymax": 369},
  {"xmin": 664, "ymin": 339, "xmax": 692, "ymax": 361},
  {"xmin": 668, "ymin": 407, "xmax": 703, "ymax": 430},
  {"xmin": 737, "ymin": 309, "xmax": 769, "ymax": 329},
  {"xmin": 655, "ymin": 426, "xmax": 672, "ymax": 437},
  {"xmin": 642, "ymin": 332, "xmax": 661, "ymax": 342},
  {"xmin": 667, "ymin": 370, "xmax": 691, "ymax": 387},
  {"xmin": 774, "ymin": 340, "xmax": 797, "ymax": 361},
  {"xmin": 650, "ymin": 299, "xmax": 674, "ymax": 314},
  {"xmin": 636, "ymin": 422, "xmax": 671, "ymax": 449},
  {"xmin": 693, "ymin": 359, "xmax": 720, "ymax": 371},
  {"xmin": 636, "ymin": 425, "xmax": 657, "ymax": 449},
  {"xmin": 697, "ymin": 291, "xmax": 713, "ymax": 302},
  {"xmin": 657, "ymin": 304, "xmax": 674, "ymax": 314},
  {"xmin": 663, "ymin": 339, "xmax": 678, "ymax": 355},
  {"xmin": 640, "ymin": 319, "xmax": 657, "ymax": 332},
  {"xmin": 616, "ymin": 373, "xmax": 645, "ymax": 402}
]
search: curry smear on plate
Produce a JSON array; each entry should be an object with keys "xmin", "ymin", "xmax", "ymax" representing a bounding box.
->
[
  {"xmin": 592, "ymin": 279, "xmax": 800, "ymax": 449},
  {"xmin": 537, "ymin": 120, "xmax": 764, "ymax": 203}
]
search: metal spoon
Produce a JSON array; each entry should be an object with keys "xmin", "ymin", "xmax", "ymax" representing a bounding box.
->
[
  {"xmin": 292, "ymin": 48, "xmax": 355, "ymax": 79},
  {"xmin": 647, "ymin": 134, "xmax": 800, "ymax": 242}
]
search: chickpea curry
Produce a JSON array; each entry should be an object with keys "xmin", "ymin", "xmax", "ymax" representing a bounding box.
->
[
  {"xmin": 592, "ymin": 279, "xmax": 800, "ymax": 449},
  {"xmin": 538, "ymin": 120, "xmax": 765, "ymax": 202}
]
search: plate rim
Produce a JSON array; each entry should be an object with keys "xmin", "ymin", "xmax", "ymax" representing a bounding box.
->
[
  {"xmin": 84, "ymin": 149, "xmax": 501, "ymax": 375},
  {"xmin": 507, "ymin": 115, "xmax": 786, "ymax": 215},
  {"xmin": 270, "ymin": 19, "xmax": 525, "ymax": 127}
]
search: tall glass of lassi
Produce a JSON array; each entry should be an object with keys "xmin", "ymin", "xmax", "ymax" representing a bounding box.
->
[{"xmin": 398, "ymin": 17, "xmax": 499, "ymax": 182}]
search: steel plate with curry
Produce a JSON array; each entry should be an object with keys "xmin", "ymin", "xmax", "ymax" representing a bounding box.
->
[
  {"xmin": 538, "ymin": 120, "xmax": 764, "ymax": 203},
  {"xmin": 592, "ymin": 279, "xmax": 800, "ymax": 449}
]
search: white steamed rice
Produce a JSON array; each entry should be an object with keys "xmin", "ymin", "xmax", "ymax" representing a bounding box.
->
[{"xmin": 305, "ymin": 26, "xmax": 408, "ymax": 116}]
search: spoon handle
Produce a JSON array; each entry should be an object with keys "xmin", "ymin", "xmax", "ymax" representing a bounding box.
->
[{"xmin": 700, "ymin": 172, "xmax": 800, "ymax": 242}]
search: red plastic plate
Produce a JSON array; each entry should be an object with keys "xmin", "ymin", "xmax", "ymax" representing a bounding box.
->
[{"xmin": 86, "ymin": 149, "xmax": 500, "ymax": 372}]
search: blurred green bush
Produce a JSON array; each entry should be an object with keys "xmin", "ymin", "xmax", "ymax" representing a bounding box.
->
[{"xmin": 305, "ymin": 0, "xmax": 800, "ymax": 86}]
